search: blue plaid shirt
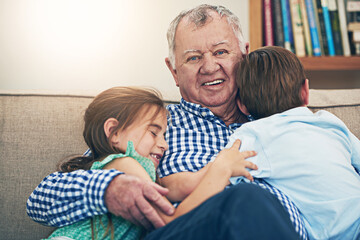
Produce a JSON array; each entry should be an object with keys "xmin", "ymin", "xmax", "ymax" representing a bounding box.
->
[
  {"xmin": 159, "ymin": 99, "xmax": 308, "ymax": 240},
  {"xmin": 26, "ymin": 169, "xmax": 121, "ymax": 227}
]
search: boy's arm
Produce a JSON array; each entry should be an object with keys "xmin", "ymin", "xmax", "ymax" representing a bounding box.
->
[
  {"xmin": 350, "ymin": 132, "xmax": 360, "ymax": 174},
  {"xmin": 26, "ymin": 169, "xmax": 122, "ymax": 227}
]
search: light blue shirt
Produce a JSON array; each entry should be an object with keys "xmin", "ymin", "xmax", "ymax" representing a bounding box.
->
[{"xmin": 229, "ymin": 107, "xmax": 360, "ymax": 240}]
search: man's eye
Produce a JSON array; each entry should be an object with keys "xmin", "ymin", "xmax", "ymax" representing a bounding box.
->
[
  {"xmin": 187, "ymin": 56, "xmax": 201, "ymax": 62},
  {"xmin": 215, "ymin": 50, "xmax": 227, "ymax": 56},
  {"xmin": 151, "ymin": 131, "xmax": 157, "ymax": 137}
]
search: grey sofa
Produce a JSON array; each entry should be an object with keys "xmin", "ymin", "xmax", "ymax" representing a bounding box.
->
[{"xmin": 0, "ymin": 89, "xmax": 359, "ymax": 240}]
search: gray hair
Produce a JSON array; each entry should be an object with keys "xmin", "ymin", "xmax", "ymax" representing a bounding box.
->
[{"xmin": 166, "ymin": 4, "xmax": 247, "ymax": 69}]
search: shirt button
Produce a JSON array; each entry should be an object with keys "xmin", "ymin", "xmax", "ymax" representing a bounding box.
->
[
  {"xmin": 201, "ymin": 112, "xmax": 207, "ymax": 117},
  {"xmin": 67, "ymin": 216, "xmax": 70, "ymax": 221},
  {"xmin": 96, "ymin": 207, "xmax": 101, "ymax": 212}
]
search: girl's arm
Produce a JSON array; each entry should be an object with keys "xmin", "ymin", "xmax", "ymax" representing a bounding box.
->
[
  {"xmin": 104, "ymin": 139, "xmax": 257, "ymax": 224},
  {"xmin": 158, "ymin": 163, "xmax": 213, "ymax": 202}
]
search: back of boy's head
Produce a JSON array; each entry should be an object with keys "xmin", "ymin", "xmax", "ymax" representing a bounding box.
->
[
  {"xmin": 84, "ymin": 86, "xmax": 165, "ymax": 159},
  {"xmin": 236, "ymin": 46, "xmax": 307, "ymax": 119}
]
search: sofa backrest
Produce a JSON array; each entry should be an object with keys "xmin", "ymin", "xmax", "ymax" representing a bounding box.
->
[
  {"xmin": 0, "ymin": 89, "xmax": 359, "ymax": 240},
  {"xmin": 0, "ymin": 92, "xmax": 94, "ymax": 239},
  {"xmin": 308, "ymin": 89, "xmax": 360, "ymax": 138}
]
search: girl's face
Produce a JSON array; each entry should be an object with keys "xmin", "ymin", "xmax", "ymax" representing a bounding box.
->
[{"xmin": 113, "ymin": 106, "xmax": 168, "ymax": 168}]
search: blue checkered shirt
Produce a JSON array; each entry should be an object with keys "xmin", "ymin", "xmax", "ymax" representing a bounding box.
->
[
  {"xmin": 26, "ymin": 169, "xmax": 122, "ymax": 227},
  {"xmin": 159, "ymin": 99, "xmax": 308, "ymax": 240}
]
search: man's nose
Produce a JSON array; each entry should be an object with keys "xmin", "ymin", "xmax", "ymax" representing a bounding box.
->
[{"xmin": 199, "ymin": 54, "xmax": 220, "ymax": 74}]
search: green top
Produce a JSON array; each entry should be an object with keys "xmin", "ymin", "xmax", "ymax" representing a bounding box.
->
[{"xmin": 47, "ymin": 141, "xmax": 156, "ymax": 240}]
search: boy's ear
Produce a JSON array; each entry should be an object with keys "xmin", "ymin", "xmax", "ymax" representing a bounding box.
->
[
  {"xmin": 237, "ymin": 98, "xmax": 250, "ymax": 115},
  {"xmin": 104, "ymin": 118, "xmax": 119, "ymax": 139},
  {"xmin": 301, "ymin": 79, "xmax": 310, "ymax": 106}
]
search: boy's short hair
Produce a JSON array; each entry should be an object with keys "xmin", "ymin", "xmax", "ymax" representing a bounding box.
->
[{"xmin": 236, "ymin": 46, "xmax": 307, "ymax": 119}]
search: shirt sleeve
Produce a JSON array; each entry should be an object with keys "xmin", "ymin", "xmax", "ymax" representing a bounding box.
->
[
  {"xmin": 350, "ymin": 132, "xmax": 360, "ymax": 174},
  {"xmin": 26, "ymin": 169, "xmax": 122, "ymax": 227}
]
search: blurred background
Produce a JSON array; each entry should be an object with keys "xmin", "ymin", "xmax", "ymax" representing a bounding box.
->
[{"xmin": 0, "ymin": 0, "xmax": 249, "ymax": 101}]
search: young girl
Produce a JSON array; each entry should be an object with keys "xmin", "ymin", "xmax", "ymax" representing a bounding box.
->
[{"xmin": 47, "ymin": 86, "xmax": 257, "ymax": 240}]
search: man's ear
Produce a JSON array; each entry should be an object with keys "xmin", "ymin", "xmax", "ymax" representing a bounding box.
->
[
  {"xmin": 165, "ymin": 57, "xmax": 179, "ymax": 87},
  {"xmin": 245, "ymin": 42, "xmax": 250, "ymax": 55},
  {"xmin": 236, "ymin": 98, "xmax": 250, "ymax": 115},
  {"xmin": 104, "ymin": 118, "xmax": 120, "ymax": 142},
  {"xmin": 301, "ymin": 79, "xmax": 310, "ymax": 106}
]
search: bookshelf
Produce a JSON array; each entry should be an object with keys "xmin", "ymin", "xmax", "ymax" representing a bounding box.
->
[{"xmin": 249, "ymin": 0, "xmax": 360, "ymax": 71}]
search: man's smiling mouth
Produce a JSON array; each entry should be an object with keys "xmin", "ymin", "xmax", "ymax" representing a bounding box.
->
[{"xmin": 203, "ymin": 79, "xmax": 224, "ymax": 86}]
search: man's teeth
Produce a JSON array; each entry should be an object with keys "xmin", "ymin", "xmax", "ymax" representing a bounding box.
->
[{"xmin": 203, "ymin": 80, "xmax": 224, "ymax": 86}]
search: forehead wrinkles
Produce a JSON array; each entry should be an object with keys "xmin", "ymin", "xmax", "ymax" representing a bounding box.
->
[{"xmin": 183, "ymin": 40, "xmax": 230, "ymax": 54}]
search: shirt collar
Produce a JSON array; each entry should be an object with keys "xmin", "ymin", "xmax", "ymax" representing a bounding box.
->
[
  {"xmin": 179, "ymin": 98, "xmax": 245, "ymax": 129},
  {"xmin": 280, "ymin": 106, "xmax": 312, "ymax": 116}
]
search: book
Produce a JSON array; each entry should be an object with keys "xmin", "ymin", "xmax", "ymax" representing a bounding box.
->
[
  {"xmin": 315, "ymin": 0, "xmax": 329, "ymax": 55},
  {"xmin": 264, "ymin": 0, "xmax": 275, "ymax": 46},
  {"xmin": 290, "ymin": 0, "xmax": 306, "ymax": 56},
  {"xmin": 321, "ymin": 0, "xmax": 336, "ymax": 56},
  {"xmin": 328, "ymin": 0, "xmax": 344, "ymax": 55},
  {"xmin": 281, "ymin": 0, "xmax": 295, "ymax": 52},
  {"xmin": 272, "ymin": 0, "xmax": 285, "ymax": 47},
  {"xmin": 337, "ymin": 0, "xmax": 351, "ymax": 55},
  {"xmin": 347, "ymin": 0, "xmax": 360, "ymax": 55},
  {"xmin": 300, "ymin": 0, "xmax": 314, "ymax": 55},
  {"xmin": 306, "ymin": 0, "xmax": 322, "ymax": 55}
]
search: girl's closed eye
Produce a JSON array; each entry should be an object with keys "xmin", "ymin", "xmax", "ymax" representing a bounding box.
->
[{"xmin": 148, "ymin": 125, "xmax": 161, "ymax": 137}]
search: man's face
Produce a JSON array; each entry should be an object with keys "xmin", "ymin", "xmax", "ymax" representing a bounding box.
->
[{"xmin": 167, "ymin": 13, "xmax": 247, "ymax": 109}]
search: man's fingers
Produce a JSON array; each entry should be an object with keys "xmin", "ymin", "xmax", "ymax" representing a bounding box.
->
[
  {"xmin": 136, "ymin": 196, "xmax": 166, "ymax": 229},
  {"xmin": 144, "ymin": 183, "xmax": 175, "ymax": 216},
  {"xmin": 149, "ymin": 181, "xmax": 170, "ymax": 196},
  {"xmin": 129, "ymin": 202, "xmax": 153, "ymax": 230}
]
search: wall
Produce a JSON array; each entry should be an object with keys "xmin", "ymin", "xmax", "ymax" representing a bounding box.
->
[{"xmin": 0, "ymin": 0, "xmax": 249, "ymax": 101}]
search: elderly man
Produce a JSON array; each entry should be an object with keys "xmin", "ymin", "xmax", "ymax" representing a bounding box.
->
[{"xmin": 27, "ymin": 4, "xmax": 304, "ymax": 240}]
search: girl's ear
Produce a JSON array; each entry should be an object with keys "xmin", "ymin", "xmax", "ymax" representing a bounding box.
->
[
  {"xmin": 104, "ymin": 118, "xmax": 119, "ymax": 139},
  {"xmin": 301, "ymin": 79, "xmax": 310, "ymax": 106}
]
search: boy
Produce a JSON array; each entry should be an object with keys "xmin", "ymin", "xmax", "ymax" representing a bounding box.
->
[{"xmin": 228, "ymin": 46, "xmax": 360, "ymax": 240}]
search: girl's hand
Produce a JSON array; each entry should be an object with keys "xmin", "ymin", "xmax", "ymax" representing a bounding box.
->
[{"xmin": 213, "ymin": 139, "xmax": 258, "ymax": 181}]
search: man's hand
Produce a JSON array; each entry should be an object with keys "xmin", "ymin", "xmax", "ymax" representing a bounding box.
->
[{"xmin": 104, "ymin": 174, "xmax": 175, "ymax": 230}]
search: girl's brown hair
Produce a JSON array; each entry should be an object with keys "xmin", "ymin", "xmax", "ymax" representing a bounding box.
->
[
  {"xmin": 236, "ymin": 46, "xmax": 307, "ymax": 119},
  {"xmin": 58, "ymin": 86, "xmax": 166, "ymax": 172}
]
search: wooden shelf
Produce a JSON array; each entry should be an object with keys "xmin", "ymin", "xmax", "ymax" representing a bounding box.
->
[
  {"xmin": 300, "ymin": 56, "xmax": 360, "ymax": 71},
  {"xmin": 248, "ymin": 0, "xmax": 360, "ymax": 72}
]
